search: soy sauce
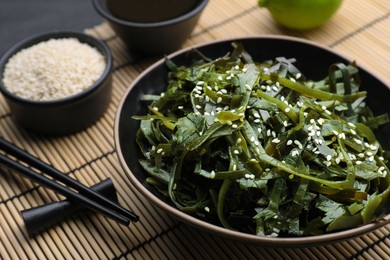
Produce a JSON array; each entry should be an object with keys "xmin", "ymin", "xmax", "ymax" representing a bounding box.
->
[{"xmin": 107, "ymin": 0, "xmax": 198, "ymax": 23}]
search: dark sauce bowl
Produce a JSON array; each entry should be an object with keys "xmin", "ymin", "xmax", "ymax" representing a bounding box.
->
[
  {"xmin": 92, "ymin": 0, "xmax": 208, "ymax": 56},
  {"xmin": 0, "ymin": 31, "xmax": 113, "ymax": 135}
]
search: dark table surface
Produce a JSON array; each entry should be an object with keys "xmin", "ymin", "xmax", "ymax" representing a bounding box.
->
[{"xmin": 0, "ymin": 0, "xmax": 103, "ymax": 56}]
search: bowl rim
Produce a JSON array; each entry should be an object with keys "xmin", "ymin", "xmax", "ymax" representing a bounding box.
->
[
  {"xmin": 0, "ymin": 30, "xmax": 113, "ymax": 106},
  {"xmin": 114, "ymin": 35, "xmax": 390, "ymax": 247},
  {"xmin": 92, "ymin": 0, "xmax": 209, "ymax": 28}
]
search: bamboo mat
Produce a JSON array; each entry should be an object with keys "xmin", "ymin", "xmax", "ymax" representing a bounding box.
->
[{"xmin": 0, "ymin": 0, "xmax": 389, "ymax": 259}]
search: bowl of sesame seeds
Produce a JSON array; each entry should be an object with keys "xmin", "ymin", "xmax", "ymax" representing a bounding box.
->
[
  {"xmin": 115, "ymin": 36, "xmax": 390, "ymax": 247},
  {"xmin": 0, "ymin": 31, "xmax": 113, "ymax": 135}
]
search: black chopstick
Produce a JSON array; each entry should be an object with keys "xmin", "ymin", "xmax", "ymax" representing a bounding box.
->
[{"xmin": 0, "ymin": 137, "xmax": 139, "ymax": 224}]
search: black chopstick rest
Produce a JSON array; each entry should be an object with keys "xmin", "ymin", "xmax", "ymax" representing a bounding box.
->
[{"xmin": 21, "ymin": 179, "xmax": 118, "ymax": 236}]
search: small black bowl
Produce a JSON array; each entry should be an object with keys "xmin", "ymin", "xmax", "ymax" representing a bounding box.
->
[
  {"xmin": 0, "ymin": 31, "xmax": 113, "ymax": 135},
  {"xmin": 92, "ymin": 0, "xmax": 208, "ymax": 56}
]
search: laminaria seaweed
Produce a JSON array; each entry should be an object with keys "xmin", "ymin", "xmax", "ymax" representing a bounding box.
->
[{"xmin": 134, "ymin": 43, "xmax": 390, "ymax": 237}]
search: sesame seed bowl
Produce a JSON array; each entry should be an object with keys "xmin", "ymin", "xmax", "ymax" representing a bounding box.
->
[
  {"xmin": 115, "ymin": 36, "xmax": 390, "ymax": 247},
  {"xmin": 0, "ymin": 31, "xmax": 113, "ymax": 135}
]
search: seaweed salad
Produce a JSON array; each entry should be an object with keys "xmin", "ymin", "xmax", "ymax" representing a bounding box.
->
[{"xmin": 134, "ymin": 43, "xmax": 390, "ymax": 237}]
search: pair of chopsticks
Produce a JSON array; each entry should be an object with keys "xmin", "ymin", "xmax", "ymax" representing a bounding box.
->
[{"xmin": 0, "ymin": 137, "xmax": 139, "ymax": 225}]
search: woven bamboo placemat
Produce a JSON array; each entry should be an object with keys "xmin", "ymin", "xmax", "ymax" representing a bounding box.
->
[{"xmin": 0, "ymin": 0, "xmax": 389, "ymax": 259}]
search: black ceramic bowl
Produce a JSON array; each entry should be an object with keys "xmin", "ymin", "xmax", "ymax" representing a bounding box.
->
[
  {"xmin": 115, "ymin": 36, "xmax": 390, "ymax": 247},
  {"xmin": 0, "ymin": 31, "xmax": 113, "ymax": 135},
  {"xmin": 92, "ymin": 0, "xmax": 208, "ymax": 56}
]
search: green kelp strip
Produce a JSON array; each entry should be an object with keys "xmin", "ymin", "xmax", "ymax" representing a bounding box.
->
[{"xmin": 134, "ymin": 43, "xmax": 390, "ymax": 237}]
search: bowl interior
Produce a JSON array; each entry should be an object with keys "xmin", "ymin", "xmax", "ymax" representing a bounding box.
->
[
  {"xmin": 0, "ymin": 31, "xmax": 112, "ymax": 105},
  {"xmin": 115, "ymin": 36, "xmax": 390, "ymax": 247}
]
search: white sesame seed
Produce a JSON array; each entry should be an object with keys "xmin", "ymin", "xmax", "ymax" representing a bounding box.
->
[
  {"xmin": 254, "ymin": 112, "xmax": 260, "ymax": 118},
  {"xmin": 326, "ymin": 155, "xmax": 332, "ymax": 161},
  {"xmin": 296, "ymin": 73, "xmax": 302, "ymax": 79},
  {"xmin": 358, "ymin": 153, "xmax": 365, "ymax": 158},
  {"xmin": 272, "ymin": 86, "xmax": 279, "ymax": 92},
  {"xmin": 370, "ymin": 145, "xmax": 377, "ymax": 150},
  {"xmin": 254, "ymin": 119, "xmax": 261, "ymax": 123},
  {"xmin": 267, "ymin": 129, "xmax": 271, "ymax": 136},
  {"xmin": 284, "ymin": 107, "xmax": 291, "ymax": 113},
  {"xmin": 290, "ymin": 78, "xmax": 296, "ymax": 82},
  {"xmin": 152, "ymin": 107, "xmax": 159, "ymax": 111},
  {"xmin": 310, "ymin": 119, "xmax": 315, "ymax": 124},
  {"xmin": 294, "ymin": 140, "xmax": 303, "ymax": 149},
  {"xmin": 325, "ymin": 110, "xmax": 332, "ymax": 115},
  {"xmin": 379, "ymin": 156, "xmax": 384, "ymax": 161},
  {"xmin": 324, "ymin": 161, "xmax": 332, "ymax": 167},
  {"xmin": 266, "ymin": 86, "xmax": 271, "ymax": 92},
  {"xmin": 178, "ymin": 105, "xmax": 183, "ymax": 109},
  {"xmin": 321, "ymin": 105, "xmax": 327, "ymax": 111},
  {"xmin": 272, "ymin": 138, "xmax": 281, "ymax": 143},
  {"xmin": 204, "ymin": 206, "xmax": 210, "ymax": 212},
  {"xmin": 354, "ymin": 138, "xmax": 363, "ymax": 144},
  {"xmin": 232, "ymin": 124, "xmax": 238, "ymax": 129},
  {"xmin": 283, "ymin": 121, "xmax": 288, "ymax": 127},
  {"xmin": 157, "ymin": 148, "xmax": 163, "ymax": 154},
  {"xmin": 272, "ymin": 131, "xmax": 276, "ymax": 138},
  {"xmin": 236, "ymin": 138, "xmax": 242, "ymax": 144},
  {"xmin": 217, "ymin": 97, "xmax": 222, "ymax": 103},
  {"xmin": 226, "ymin": 120, "xmax": 232, "ymax": 125},
  {"xmin": 287, "ymin": 140, "xmax": 293, "ymax": 146},
  {"xmin": 350, "ymin": 129, "xmax": 357, "ymax": 135},
  {"xmin": 335, "ymin": 158, "xmax": 341, "ymax": 164},
  {"xmin": 233, "ymin": 164, "xmax": 237, "ymax": 171},
  {"xmin": 250, "ymin": 136, "xmax": 255, "ymax": 142},
  {"xmin": 257, "ymin": 128, "xmax": 262, "ymax": 133},
  {"xmin": 234, "ymin": 150, "xmax": 239, "ymax": 155},
  {"xmin": 317, "ymin": 118, "xmax": 325, "ymax": 125},
  {"xmin": 355, "ymin": 160, "xmax": 362, "ymax": 165},
  {"xmin": 304, "ymin": 112, "xmax": 308, "ymax": 117},
  {"xmin": 348, "ymin": 122, "xmax": 356, "ymax": 128},
  {"xmin": 195, "ymin": 105, "xmax": 202, "ymax": 109},
  {"xmin": 218, "ymin": 76, "xmax": 223, "ymax": 81},
  {"xmin": 210, "ymin": 171, "xmax": 216, "ymax": 178},
  {"xmin": 255, "ymin": 141, "xmax": 259, "ymax": 146}
]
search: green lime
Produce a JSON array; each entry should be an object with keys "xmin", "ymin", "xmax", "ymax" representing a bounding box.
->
[{"xmin": 258, "ymin": 0, "xmax": 343, "ymax": 30}]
